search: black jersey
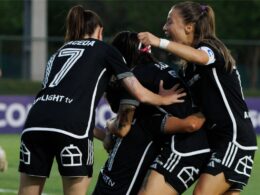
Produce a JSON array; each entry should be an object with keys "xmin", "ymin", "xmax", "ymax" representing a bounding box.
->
[
  {"xmin": 180, "ymin": 42, "xmax": 257, "ymax": 150},
  {"xmin": 94, "ymin": 61, "xmax": 209, "ymax": 195},
  {"xmin": 132, "ymin": 62, "xmax": 209, "ymax": 153},
  {"xmin": 23, "ymin": 39, "xmax": 133, "ymax": 138}
]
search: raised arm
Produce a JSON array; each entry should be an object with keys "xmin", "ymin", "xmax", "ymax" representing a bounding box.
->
[{"xmin": 138, "ymin": 32, "xmax": 210, "ymax": 65}]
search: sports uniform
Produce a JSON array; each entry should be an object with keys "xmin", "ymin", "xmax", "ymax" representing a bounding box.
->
[
  {"xmin": 180, "ymin": 42, "xmax": 258, "ymax": 191},
  {"xmin": 93, "ymin": 61, "xmax": 210, "ymax": 194},
  {"xmin": 19, "ymin": 38, "xmax": 133, "ymax": 177}
]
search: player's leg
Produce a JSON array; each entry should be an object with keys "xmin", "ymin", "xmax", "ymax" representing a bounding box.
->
[
  {"xmin": 138, "ymin": 170, "xmax": 178, "ymax": 195},
  {"xmin": 0, "ymin": 146, "xmax": 8, "ymax": 172},
  {"xmin": 223, "ymin": 191, "xmax": 240, "ymax": 195},
  {"xmin": 19, "ymin": 132, "xmax": 55, "ymax": 195},
  {"xmin": 62, "ymin": 176, "xmax": 91, "ymax": 195},
  {"xmin": 193, "ymin": 172, "xmax": 230, "ymax": 195},
  {"xmin": 58, "ymin": 137, "xmax": 94, "ymax": 195},
  {"xmin": 18, "ymin": 173, "xmax": 46, "ymax": 195}
]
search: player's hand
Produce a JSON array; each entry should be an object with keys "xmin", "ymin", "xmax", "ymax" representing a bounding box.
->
[
  {"xmin": 103, "ymin": 131, "xmax": 115, "ymax": 153},
  {"xmin": 138, "ymin": 32, "xmax": 160, "ymax": 47},
  {"xmin": 159, "ymin": 80, "xmax": 186, "ymax": 105}
]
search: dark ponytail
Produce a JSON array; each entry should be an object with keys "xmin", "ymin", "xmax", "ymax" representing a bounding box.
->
[
  {"xmin": 65, "ymin": 5, "xmax": 103, "ymax": 42},
  {"xmin": 111, "ymin": 31, "xmax": 157, "ymax": 68}
]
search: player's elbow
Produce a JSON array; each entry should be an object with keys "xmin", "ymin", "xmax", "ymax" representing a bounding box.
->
[{"xmin": 185, "ymin": 121, "xmax": 202, "ymax": 133}]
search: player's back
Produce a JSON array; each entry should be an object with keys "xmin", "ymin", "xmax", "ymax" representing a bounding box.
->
[{"xmin": 24, "ymin": 39, "xmax": 128, "ymax": 138}]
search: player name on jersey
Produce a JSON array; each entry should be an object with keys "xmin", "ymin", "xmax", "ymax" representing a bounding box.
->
[{"xmin": 66, "ymin": 40, "xmax": 96, "ymax": 47}]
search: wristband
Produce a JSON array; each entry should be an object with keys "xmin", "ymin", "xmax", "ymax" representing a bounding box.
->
[{"xmin": 159, "ymin": 39, "xmax": 170, "ymax": 49}]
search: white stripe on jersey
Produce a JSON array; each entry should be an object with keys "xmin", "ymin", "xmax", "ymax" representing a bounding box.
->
[
  {"xmin": 85, "ymin": 68, "xmax": 107, "ymax": 137},
  {"xmin": 22, "ymin": 68, "xmax": 107, "ymax": 139},
  {"xmin": 126, "ymin": 141, "xmax": 153, "ymax": 195},
  {"xmin": 170, "ymin": 136, "xmax": 210, "ymax": 157},
  {"xmin": 212, "ymin": 68, "xmax": 258, "ymax": 150},
  {"xmin": 212, "ymin": 68, "xmax": 237, "ymax": 142},
  {"xmin": 107, "ymin": 138, "xmax": 122, "ymax": 171}
]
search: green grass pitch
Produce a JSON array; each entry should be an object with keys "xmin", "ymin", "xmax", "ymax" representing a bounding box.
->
[{"xmin": 0, "ymin": 134, "xmax": 259, "ymax": 195}]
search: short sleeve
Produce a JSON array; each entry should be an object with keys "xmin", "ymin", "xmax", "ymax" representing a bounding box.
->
[
  {"xmin": 105, "ymin": 46, "xmax": 133, "ymax": 80},
  {"xmin": 119, "ymin": 88, "xmax": 140, "ymax": 107}
]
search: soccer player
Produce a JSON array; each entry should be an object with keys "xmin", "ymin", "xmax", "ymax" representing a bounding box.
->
[
  {"xmin": 138, "ymin": 1, "xmax": 258, "ymax": 194},
  {"xmin": 18, "ymin": 5, "xmax": 185, "ymax": 195},
  {"xmin": 93, "ymin": 31, "xmax": 210, "ymax": 195}
]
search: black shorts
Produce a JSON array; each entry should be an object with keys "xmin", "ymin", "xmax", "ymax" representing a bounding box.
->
[
  {"xmin": 150, "ymin": 146, "xmax": 210, "ymax": 194},
  {"xmin": 93, "ymin": 121, "xmax": 161, "ymax": 195},
  {"xmin": 19, "ymin": 131, "xmax": 93, "ymax": 177},
  {"xmin": 202, "ymin": 141, "xmax": 257, "ymax": 191}
]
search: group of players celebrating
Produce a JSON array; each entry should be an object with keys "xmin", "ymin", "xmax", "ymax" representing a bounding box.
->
[{"xmin": 18, "ymin": 1, "xmax": 257, "ymax": 195}]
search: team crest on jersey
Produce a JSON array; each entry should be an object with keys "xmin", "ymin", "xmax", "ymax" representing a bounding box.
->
[{"xmin": 154, "ymin": 62, "xmax": 169, "ymax": 70}]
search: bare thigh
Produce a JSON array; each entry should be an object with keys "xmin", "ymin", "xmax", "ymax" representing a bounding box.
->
[
  {"xmin": 18, "ymin": 173, "xmax": 46, "ymax": 195},
  {"xmin": 223, "ymin": 191, "xmax": 240, "ymax": 195},
  {"xmin": 138, "ymin": 170, "xmax": 178, "ymax": 195},
  {"xmin": 62, "ymin": 176, "xmax": 91, "ymax": 195},
  {"xmin": 193, "ymin": 172, "xmax": 231, "ymax": 195}
]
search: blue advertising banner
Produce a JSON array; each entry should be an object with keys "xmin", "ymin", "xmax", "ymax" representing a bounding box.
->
[{"xmin": 0, "ymin": 95, "xmax": 260, "ymax": 134}]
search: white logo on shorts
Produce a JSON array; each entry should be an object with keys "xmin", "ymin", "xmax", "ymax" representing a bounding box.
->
[
  {"xmin": 207, "ymin": 152, "xmax": 221, "ymax": 168},
  {"xmin": 60, "ymin": 144, "xmax": 82, "ymax": 167},
  {"xmin": 20, "ymin": 142, "xmax": 31, "ymax": 165},
  {"xmin": 177, "ymin": 166, "xmax": 199, "ymax": 189},
  {"xmin": 235, "ymin": 156, "xmax": 253, "ymax": 177}
]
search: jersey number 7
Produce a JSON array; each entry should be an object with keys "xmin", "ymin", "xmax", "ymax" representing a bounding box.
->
[{"xmin": 43, "ymin": 48, "xmax": 85, "ymax": 88}]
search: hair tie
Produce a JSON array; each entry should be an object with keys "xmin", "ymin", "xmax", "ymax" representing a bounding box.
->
[
  {"xmin": 200, "ymin": 5, "xmax": 207, "ymax": 13},
  {"xmin": 138, "ymin": 42, "xmax": 151, "ymax": 53}
]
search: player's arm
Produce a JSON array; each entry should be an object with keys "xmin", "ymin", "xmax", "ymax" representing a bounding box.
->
[
  {"xmin": 93, "ymin": 127, "xmax": 106, "ymax": 141},
  {"xmin": 122, "ymin": 77, "xmax": 186, "ymax": 106},
  {"xmin": 106, "ymin": 104, "xmax": 136, "ymax": 138},
  {"xmin": 138, "ymin": 32, "xmax": 210, "ymax": 65},
  {"xmin": 93, "ymin": 127, "xmax": 115, "ymax": 153},
  {"xmin": 162, "ymin": 112, "xmax": 205, "ymax": 134}
]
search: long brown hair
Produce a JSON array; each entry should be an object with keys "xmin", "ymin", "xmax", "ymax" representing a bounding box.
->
[
  {"xmin": 65, "ymin": 5, "xmax": 103, "ymax": 42},
  {"xmin": 173, "ymin": 1, "xmax": 235, "ymax": 71}
]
